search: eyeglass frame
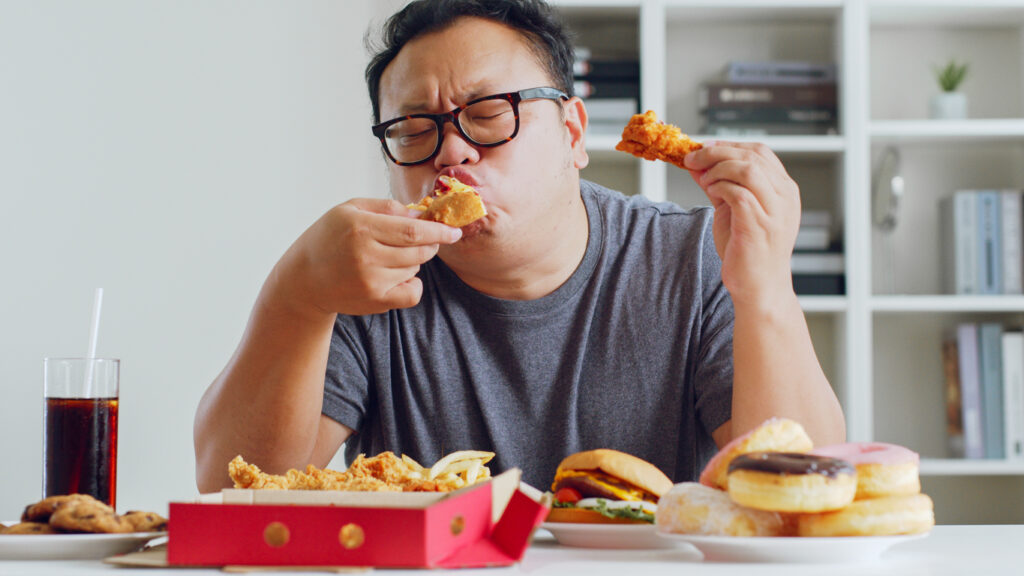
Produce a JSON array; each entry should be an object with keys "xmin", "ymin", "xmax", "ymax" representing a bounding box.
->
[{"xmin": 371, "ymin": 86, "xmax": 570, "ymax": 166}]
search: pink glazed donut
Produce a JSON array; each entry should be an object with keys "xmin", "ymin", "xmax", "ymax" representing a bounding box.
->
[
  {"xmin": 810, "ymin": 442, "xmax": 921, "ymax": 499},
  {"xmin": 698, "ymin": 418, "xmax": 813, "ymax": 491}
]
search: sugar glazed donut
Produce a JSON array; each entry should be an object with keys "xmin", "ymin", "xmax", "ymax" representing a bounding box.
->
[
  {"xmin": 811, "ymin": 442, "xmax": 921, "ymax": 499},
  {"xmin": 797, "ymin": 493, "xmax": 935, "ymax": 537},
  {"xmin": 656, "ymin": 482, "xmax": 789, "ymax": 537},
  {"xmin": 727, "ymin": 452, "xmax": 857, "ymax": 513},
  {"xmin": 699, "ymin": 418, "xmax": 814, "ymax": 491}
]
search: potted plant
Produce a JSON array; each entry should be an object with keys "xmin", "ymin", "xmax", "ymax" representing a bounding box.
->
[{"xmin": 930, "ymin": 59, "xmax": 969, "ymax": 119}]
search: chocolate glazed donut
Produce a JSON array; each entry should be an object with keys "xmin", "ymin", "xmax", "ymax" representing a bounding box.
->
[{"xmin": 726, "ymin": 452, "xmax": 857, "ymax": 513}]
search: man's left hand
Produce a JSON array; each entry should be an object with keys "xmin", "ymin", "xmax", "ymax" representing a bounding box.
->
[{"xmin": 683, "ymin": 141, "xmax": 800, "ymax": 310}]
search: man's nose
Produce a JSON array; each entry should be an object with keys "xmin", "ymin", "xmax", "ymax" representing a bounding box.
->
[{"xmin": 434, "ymin": 121, "xmax": 480, "ymax": 168}]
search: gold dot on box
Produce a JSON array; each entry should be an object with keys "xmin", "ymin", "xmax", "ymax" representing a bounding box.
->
[
  {"xmin": 339, "ymin": 523, "xmax": 365, "ymax": 550},
  {"xmin": 263, "ymin": 521, "xmax": 290, "ymax": 548}
]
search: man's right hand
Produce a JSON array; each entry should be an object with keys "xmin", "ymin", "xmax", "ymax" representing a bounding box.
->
[
  {"xmin": 194, "ymin": 197, "xmax": 463, "ymax": 493},
  {"xmin": 274, "ymin": 198, "xmax": 464, "ymax": 317}
]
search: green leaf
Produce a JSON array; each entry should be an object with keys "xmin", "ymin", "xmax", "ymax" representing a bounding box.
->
[{"xmin": 935, "ymin": 60, "xmax": 969, "ymax": 92}]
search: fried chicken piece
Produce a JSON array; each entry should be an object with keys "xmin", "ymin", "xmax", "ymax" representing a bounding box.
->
[
  {"xmin": 227, "ymin": 452, "xmax": 484, "ymax": 492},
  {"xmin": 346, "ymin": 452, "xmax": 444, "ymax": 492},
  {"xmin": 615, "ymin": 110, "xmax": 702, "ymax": 169},
  {"xmin": 407, "ymin": 175, "xmax": 487, "ymax": 228},
  {"xmin": 229, "ymin": 455, "xmax": 293, "ymax": 490}
]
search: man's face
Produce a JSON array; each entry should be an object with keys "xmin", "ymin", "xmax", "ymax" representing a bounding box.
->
[{"xmin": 377, "ymin": 17, "xmax": 585, "ymax": 250}]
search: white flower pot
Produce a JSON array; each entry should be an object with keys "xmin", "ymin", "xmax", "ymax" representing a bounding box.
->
[{"xmin": 929, "ymin": 92, "xmax": 968, "ymax": 119}]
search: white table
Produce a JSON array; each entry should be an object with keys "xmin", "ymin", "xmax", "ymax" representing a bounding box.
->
[{"xmin": 0, "ymin": 525, "xmax": 1018, "ymax": 575}]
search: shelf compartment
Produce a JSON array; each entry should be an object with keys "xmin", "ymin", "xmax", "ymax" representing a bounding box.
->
[
  {"xmin": 869, "ymin": 12, "xmax": 1024, "ymax": 121},
  {"xmin": 870, "ymin": 141, "xmax": 1024, "ymax": 296},
  {"xmin": 664, "ymin": 4, "xmax": 842, "ymax": 140}
]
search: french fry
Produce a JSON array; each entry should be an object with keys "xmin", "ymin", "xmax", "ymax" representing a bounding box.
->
[{"xmin": 428, "ymin": 450, "xmax": 495, "ymax": 480}]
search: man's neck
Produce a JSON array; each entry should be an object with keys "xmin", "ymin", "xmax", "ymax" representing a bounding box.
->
[{"xmin": 439, "ymin": 193, "xmax": 590, "ymax": 301}]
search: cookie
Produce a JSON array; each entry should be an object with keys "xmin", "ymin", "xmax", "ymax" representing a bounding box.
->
[
  {"xmin": 3, "ymin": 521, "xmax": 59, "ymax": 535},
  {"xmin": 122, "ymin": 510, "xmax": 168, "ymax": 532},
  {"xmin": 49, "ymin": 500, "xmax": 132, "ymax": 534},
  {"xmin": 21, "ymin": 493, "xmax": 110, "ymax": 522}
]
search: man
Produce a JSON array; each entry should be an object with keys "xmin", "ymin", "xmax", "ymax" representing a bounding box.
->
[{"xmin": 194, "ymin": 0, "xmax": 845, "ymax": 493}]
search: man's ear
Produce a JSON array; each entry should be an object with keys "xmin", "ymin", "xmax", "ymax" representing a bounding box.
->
[{"xmin": 564, "ymin": 96, "xmax": 590, "ymax": 170}]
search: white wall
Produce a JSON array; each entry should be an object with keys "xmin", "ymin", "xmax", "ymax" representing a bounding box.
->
[{"xmin": 0, "ymin": 0, "xmax": 387, "ymax": 517}]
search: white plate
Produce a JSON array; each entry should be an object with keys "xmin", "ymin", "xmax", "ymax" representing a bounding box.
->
[
  {"xmin": 656, "ymin": 532, "xmax": 929, "ymax": 563},
  {"xmin": 542, "ymin": 522, "xmax": 679, "ymax": 549},
  {"xmin": 0, "ymin": 531, "xmax": 165, "ymax": 561}
]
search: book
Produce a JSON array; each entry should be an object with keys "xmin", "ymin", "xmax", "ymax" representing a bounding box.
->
[
  {"xmin": 977, "ymin": 191, "xmax": 1002, "ymax": 295},
  {"xmin": 723, "ymin": 60, "xmax": 837, "ymax": 85},
  {"xmin": 940, "ymin": 191, "xmax": 978, "ymax": 294},
  {"xmin": 792, "ymin": 273, "xmax": 844, "ymax": 295},
  {"xmin": 574, "ymin": 79, "xmax": 639, "ymax": 100},
  {"xmin": 574, "ymin": 59, "xmax": 640, "ymax": 80},
  {"xmin": 698, "ymin": 82, "xmax": 837, "ymax": 109},
  {"xmin": 791, "ymin": 251, "xmax": 844, "ymax": 274},
  {"xmin": 701, "ymin": 107, "xmax": 837, "ymax": 124},
  {"xmin": 943, "ymin": 337, "xmax": 965, "ymax": 458},
  {"xmin": 701, "ymin": 122, "xmax": 838, "ymax": 136},
  {"xmin": 1000, "ymin": 190, "xmax": 1023, "ymax": 295},
  {"xmin": 795, "ymin": 226, "xmax": 831, "ymax": 250},
  {"xmin": 957, "ymin": 322, "xmax": 985, "ymax": 459},
  {"xmin": 979, "ymin": 322, "xmax": 1005, "ymax": 459},
  {"xmin": 1000, "ymin": 331, "xmax": 1024, "ymax": 460}
]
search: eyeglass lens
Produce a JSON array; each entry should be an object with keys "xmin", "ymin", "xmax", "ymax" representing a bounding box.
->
[{"xmin": 383, "ymin": 98, "xmax": 515, "ymax": 165}]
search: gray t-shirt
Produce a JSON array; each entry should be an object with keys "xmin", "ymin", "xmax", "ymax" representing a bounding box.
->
[{"xmin": 322, "ymin": 180, "xmax": 734, "ymax": 488}]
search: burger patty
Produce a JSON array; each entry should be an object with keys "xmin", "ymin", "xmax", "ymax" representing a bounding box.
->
[{"xmin": 552, "ymin": 472, "xmax": 657, "ymax": 503}]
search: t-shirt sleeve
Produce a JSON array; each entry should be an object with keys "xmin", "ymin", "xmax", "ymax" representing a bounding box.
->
[
  {"xmin": 693, "ymin": 214, "xmax": 734, "ymax": 437},
  {"xmin": 322, "ymin": 314, "xmax": 372, "ymax": 432}
]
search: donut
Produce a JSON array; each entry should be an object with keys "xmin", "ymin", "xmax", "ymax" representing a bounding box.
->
[
  {"xmin": 797, "ymin": 493, "xmax": 935, "ymax": 536},
  {"xmin": 726, "ymin": 452, "xmax": 857, "ymax": 513},
  {"xmin": 699, "ymin": 418, "xmax": 814, "ymax": 491},
  {"xmin": 811, "ymin": 442, "xmax": 920, "ymax": 499},
  {"xmin": 656, "ymin": 482, "xmax": 790, "ymax": 537}
]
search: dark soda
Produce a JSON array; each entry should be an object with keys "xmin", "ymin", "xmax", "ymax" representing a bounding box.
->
[{"xmin": 43, "ymin": 397, "xmax": 118, "ymax": 508}]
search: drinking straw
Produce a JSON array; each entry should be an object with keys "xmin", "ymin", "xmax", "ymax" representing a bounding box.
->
[{"xmin": 84, "ymin": 288, "xmax": 104, "ymax": 396}]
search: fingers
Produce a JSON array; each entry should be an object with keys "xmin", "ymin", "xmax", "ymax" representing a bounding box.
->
[
  {"xmin": 346, "ymin": 198, "xmax": 463, "ymax": 248},
  {"xmin": 703, "ymin": 179, "xmax": 770, "ymax": 232},
  {"xmin": 698, "ymin": 159, "xmax": 775, "ymax": 217},
  {"xmin": 685, "ymin": 140, "xmax": 786, "ymax": 174}
]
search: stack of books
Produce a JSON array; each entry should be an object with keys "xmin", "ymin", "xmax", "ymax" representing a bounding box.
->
[
  {"xmin": 698, "ymin": 60, "xmax": 839, "ymax": 136},
  {"xmin": 574, "ymin": 46, "xmax": 640, "ymax": 137},
  {"xmin": 792, "ymin": 210, "xmax": 844, "ymax": 295},
  {"xmin": 943, "ymin": 323, "xmax": 1024, "ymax": 460},
  {"xmin": 941, "ymin": 189, "xmax": 1024, "ymax": 295}
]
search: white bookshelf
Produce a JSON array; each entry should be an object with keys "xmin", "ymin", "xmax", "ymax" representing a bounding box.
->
[{"xmin": 555, "ymin": 0, "xmax": 1024, "ymax": 523}]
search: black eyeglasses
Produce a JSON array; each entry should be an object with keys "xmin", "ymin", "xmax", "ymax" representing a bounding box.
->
[{"xmin": 371, "ymin": 86, "xmax": 569, "ymax": 166}]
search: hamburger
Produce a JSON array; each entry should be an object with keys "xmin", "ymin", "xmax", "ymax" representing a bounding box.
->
[{"xmin": 547, "ymin": 449, "xmax": 673, "ymax": 524}]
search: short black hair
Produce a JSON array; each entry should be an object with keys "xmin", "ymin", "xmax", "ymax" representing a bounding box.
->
[{"xmin": 365, "ymin": 0, "xmax": 575, "ymax": 124}]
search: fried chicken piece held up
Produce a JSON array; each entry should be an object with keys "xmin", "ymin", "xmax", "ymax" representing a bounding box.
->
[{"xmin": 615, "ymin": 110, "xmax": 702, "ymax": 169}]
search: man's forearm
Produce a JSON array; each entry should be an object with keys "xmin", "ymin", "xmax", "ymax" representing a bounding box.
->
[
  {"xmin": 730, "ymin": 294, "xmax": 846, "ymax": 446},
  {"xmin": 193, "ymin": 280, "xmax": 337, "ymax": 493}
]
